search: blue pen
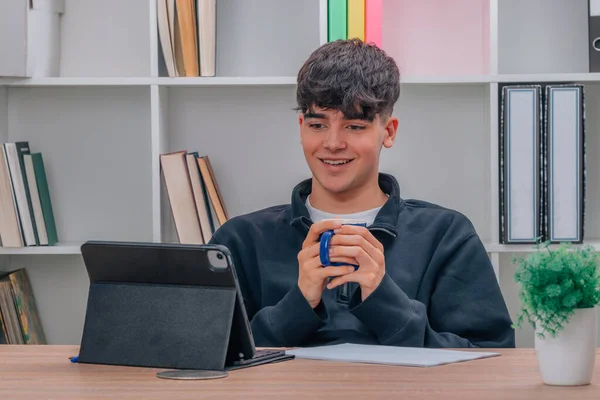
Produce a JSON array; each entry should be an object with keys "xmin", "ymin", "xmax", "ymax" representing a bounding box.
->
[{"xmin": 70, "ymin": 355, "xmax": 79, "ymax": 363}]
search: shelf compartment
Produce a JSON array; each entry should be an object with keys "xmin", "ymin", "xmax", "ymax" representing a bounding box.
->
[
  {"xmin": 160, "ymin": 86, "xmax": 308, "ymax": 242},
  {"xmin": 386, "ymin": 84, "xmax": 491, "ymax": 242},
  {"xmin": 59, "ymin": 0, "xmax": 151, "ymax": 77},
  {"xmin": 382, "ymin": 0, "xmax": 490, "ymax": 77},
  {"xmin": 6, "ymin": 87, "xmax": 154, "ymax": 245},
  {"xmin": 157, "ymin": 0, "xmax": 320, "ymax": 78},
  {"xmin": 498, "ymin": 0, "xmax": 589, "ymax": 74}
]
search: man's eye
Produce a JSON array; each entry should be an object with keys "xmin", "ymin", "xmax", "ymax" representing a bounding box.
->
[
  {"xmin": 348, "ymin": 125, "xmax": 365, "ymax": 130},
  {"xmin": 309, "ymin": 123, "xmax": 324, "ymax": 129}
]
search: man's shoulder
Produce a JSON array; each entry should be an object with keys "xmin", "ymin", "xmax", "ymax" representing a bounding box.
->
[
  {"xmin": 211, "ymin": 204, "xmax": 291, "ymax": 239},
  {"xmin": 401, "ymin": 198, "xmax": 477, "ymax": 238}
]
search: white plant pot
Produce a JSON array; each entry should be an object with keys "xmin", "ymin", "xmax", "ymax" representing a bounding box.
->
[{"xmin": 534, "ymin": 306, "xmax": 598, "ymax": 386}]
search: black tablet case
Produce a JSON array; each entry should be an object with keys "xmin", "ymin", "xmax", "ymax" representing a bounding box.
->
[
  {"xmin": 78, "ymin": 281, "xmax": 237, "ymax": 371},
  {"xmin": 77, "ymin": 241, "xmax": 253, "ymax": 371}
]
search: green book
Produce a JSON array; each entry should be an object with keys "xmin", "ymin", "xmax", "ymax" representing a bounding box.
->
[
  {"xmin": 328, "ymin": 0, "xmax": 347, "ymax": 41},
  {"xmin": 31, "ymin": 153, "xmax": 58, "ymax": 245}
]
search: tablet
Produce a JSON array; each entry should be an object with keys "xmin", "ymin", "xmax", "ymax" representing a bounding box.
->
[{"xmin": 79, "ymin": 240, "xmax": 292, "ymax": 370}]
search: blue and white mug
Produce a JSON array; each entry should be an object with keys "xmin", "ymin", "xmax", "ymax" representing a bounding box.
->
[{"xmin": 319, "ymin": 219, "xmax": 367, "ymax": 269}]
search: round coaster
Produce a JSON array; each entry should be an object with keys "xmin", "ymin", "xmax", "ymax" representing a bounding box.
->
[{"xmin": 156, "ymin": 370, "xmax": 228, "ymax": 380}]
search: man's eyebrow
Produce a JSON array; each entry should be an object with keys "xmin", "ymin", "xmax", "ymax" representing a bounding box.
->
[
  {"xmin": 304, "ymin": 112, "xmax": 326, "ymax": 119},
  {"xmin": 343, "ymin": 116, "xmax": 369, "ymax": 121}
]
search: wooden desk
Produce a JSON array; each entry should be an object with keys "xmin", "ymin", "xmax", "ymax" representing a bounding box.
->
[{"xmin": 1, "ymin": 346, "xmax": 599, "ymax": 399}]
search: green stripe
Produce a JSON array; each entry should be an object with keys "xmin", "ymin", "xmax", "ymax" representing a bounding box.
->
[{"xmin": 328, "ymin": 0, "xmax": 347, "ymax": 41}]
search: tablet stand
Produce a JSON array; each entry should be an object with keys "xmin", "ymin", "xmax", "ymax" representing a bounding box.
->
[{"xmin": 77, "ymin": 281, "xmax": 236, "ymax": 371}]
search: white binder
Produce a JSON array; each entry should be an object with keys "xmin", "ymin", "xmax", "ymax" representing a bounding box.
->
[
  {"xmin": 589, "ymin": 0, "xmax": 600, "ymax": 72},
  {"xmin": 0, "ymin": 0, "xmax": 65, "ymax": 77},
  {"xmin": 499, "ymin": 85, "xmax": 543, "ymax": 244},
  {"xmin": 544, "ymin": 84, "xmax": 585, "ymax": 243}
]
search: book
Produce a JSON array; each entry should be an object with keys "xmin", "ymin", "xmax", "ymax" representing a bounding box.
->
[
  {"xmin": 160, "ymin": 151, "xmax": 204, "ymax": 244},
  {"xmin": 0, "ymin": 280, "xmax": 24, "ymax": 344},
  {"xmin": 175, "ymin": 0, "xmax": 199, "ymax": 76},
  {"xmin": 23, "ymin": 154, "xmax": 48, "ymax": 245},
  {"xmin": 6, "ymin": 269, "xmax": 46, "ymax": 344},
  {"xmin": 167, "ymin": 0, "xmax": 176, "ymax": 65},
  {"xmin": 0, "ymin": 146, "xmax": 23, "ymax": 247},
  {"xmin": 14, "ymin": 142, "xmax": 39, "ymax": 245},
  {"xmin": 30, "ymin": 153, "xmax": 58, "ymax": 245},
  {"xmin": 0, "ymin": 302, "xmax": 7, "ymax": 344},
  {"xmin": 186, "ymin": 153, "xmax": 213, "ymax": 242},
  {"xmin": 0, "ymin": 268, "xmax": 46, "ymax": 345},
  {"xmin": 197, "ymin": 0, "xmax": 216, "ymax": 77},
  {"xmin": 173, "ymin": 0, "xmax": 186, "ymax": 76},
  {"xmin": 157, "ymin": 0, "xmax": 177, "ymax": 77},
  {"xmin": 3, "ymin": 143, "xmax": 36, "ymax": 246},
  {"xmin": 197, "ymin": 156, "xmax": 228, "ymax": 227}
]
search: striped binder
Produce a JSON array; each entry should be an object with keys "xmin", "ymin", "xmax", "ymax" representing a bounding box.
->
[
  {"xmin": 543, "ymin": 84, "xmax": 586, "ymax": 243},
  {"xmin": 499, "ymin": 85, "xmax": 543, "ymax": 244}
]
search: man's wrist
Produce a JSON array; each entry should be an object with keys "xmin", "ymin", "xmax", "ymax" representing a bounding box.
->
[
  {"xmin": 359, "ymin": 275, "xmax": 384, "ymax": 301},
  {"xmin": 298, "ymin": 280, "xmax": 323, "ymax": 309}
]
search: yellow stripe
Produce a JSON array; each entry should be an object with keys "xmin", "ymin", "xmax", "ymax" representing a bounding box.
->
[{"xmin": 347, "ymin": 0, "xmax": 365, "ymax": 40}]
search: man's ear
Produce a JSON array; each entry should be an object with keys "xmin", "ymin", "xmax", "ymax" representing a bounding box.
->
[
  {"xmin": 382, "ymin": 115, "xmax": 398, "ymax": 149},
  {"xmin": 298, "ymin": 114, "xmax": 304, "ymax": 144}
]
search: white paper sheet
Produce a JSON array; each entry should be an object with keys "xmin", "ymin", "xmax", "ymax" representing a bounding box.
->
[{"xmin": 286, "ymin": 343, "xmax": 500, "ymax": 368}]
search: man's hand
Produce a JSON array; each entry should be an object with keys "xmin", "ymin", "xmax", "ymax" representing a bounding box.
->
[
  {"xmin": 297, "ymin": 220, "xmax": 357, "ymax": 308},
  {"xmin": 325, "ymin": 225, "xmax": 386, "ymax": 300}
]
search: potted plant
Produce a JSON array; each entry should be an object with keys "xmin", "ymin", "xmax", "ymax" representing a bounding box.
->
[{"xmin": 513, "ymin": 240, "xmax": 600, "ymax": 386}]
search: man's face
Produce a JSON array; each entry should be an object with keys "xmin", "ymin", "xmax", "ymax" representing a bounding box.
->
[{"xmin": 298, "ymin": 106, "xmax": 398, "ymax": 196}]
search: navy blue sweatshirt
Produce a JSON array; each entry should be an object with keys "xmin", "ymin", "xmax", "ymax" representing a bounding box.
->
[{"xmin": 209, "ymin": 173, "xmax": 515, "ymax": 348}]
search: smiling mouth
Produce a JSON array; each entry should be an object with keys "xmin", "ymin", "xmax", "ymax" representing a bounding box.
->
[{"xmin": 320, "ymin": 159, "xmax": 354, "ymax": 166}]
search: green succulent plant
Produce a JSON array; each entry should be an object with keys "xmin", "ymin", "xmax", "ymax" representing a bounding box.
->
[{"xmin": 512, "ymin": 240, "xmax": 600, "ymax": 339}]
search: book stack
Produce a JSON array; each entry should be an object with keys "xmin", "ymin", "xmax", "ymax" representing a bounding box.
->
[
  {"xmin": 328, "ymin": 0, "xmax": 382, "ymax": 47},
  {"xmin": 499, "ymin": 83, "xmax": 586, "ymax": 245},
  {"xmin": 0, "ymin": 142, "xmax": 58, "ymax": 248},
  {"xmin": 160, "ymin": 151, "xmax": 228, "ymax": 244},
  {"xmin": 0, "ymin": 268, "xmax": 46, "ymax": 345},
  {"xmin": 157, "ymin": 0, "xmax": 216, "ymax": 77}
]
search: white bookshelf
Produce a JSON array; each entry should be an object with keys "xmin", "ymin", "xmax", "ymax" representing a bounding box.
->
[
  {"xmin": 7, "ymin": 73, "xmax": 600, "ymax": 87},
  {"xmin": 2, "ymin": 240, "xmax": 587, "ymax": 257},
  {"xmin": 0, "ymin": 0, "xmax": 596, "ymax": 348},
  {"xmin": 0, "ymin": 243, "xmax": 82, "ymax": 255}
]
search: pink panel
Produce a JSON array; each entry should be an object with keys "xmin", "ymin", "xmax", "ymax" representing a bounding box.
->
[
  {"xmin": 366, "ymin": 0, "xmax": 383, "ymax": 48},
  {"xmin": 382, "ymin": 0, "xmax": 490, "ymax": 76}
]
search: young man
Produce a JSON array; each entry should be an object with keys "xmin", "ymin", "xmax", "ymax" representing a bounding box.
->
[{"xmin": 209, "ymin": 39, "xmax": 515, "ymax": 349}]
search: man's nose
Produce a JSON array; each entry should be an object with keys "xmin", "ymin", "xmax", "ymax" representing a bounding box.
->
[{"xmin": 323, "ymin": 128, "xmax": 346, "ymax": 150}]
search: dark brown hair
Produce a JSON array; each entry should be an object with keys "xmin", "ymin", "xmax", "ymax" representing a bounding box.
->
[{"xmin": 295, "ymin": 38, "xmax": 401, "ymax": 121}]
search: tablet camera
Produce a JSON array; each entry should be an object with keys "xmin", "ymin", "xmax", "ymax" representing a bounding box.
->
[{"xmin": 207, "ymin": 250, "xmax": 228, "ymax": 271}]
